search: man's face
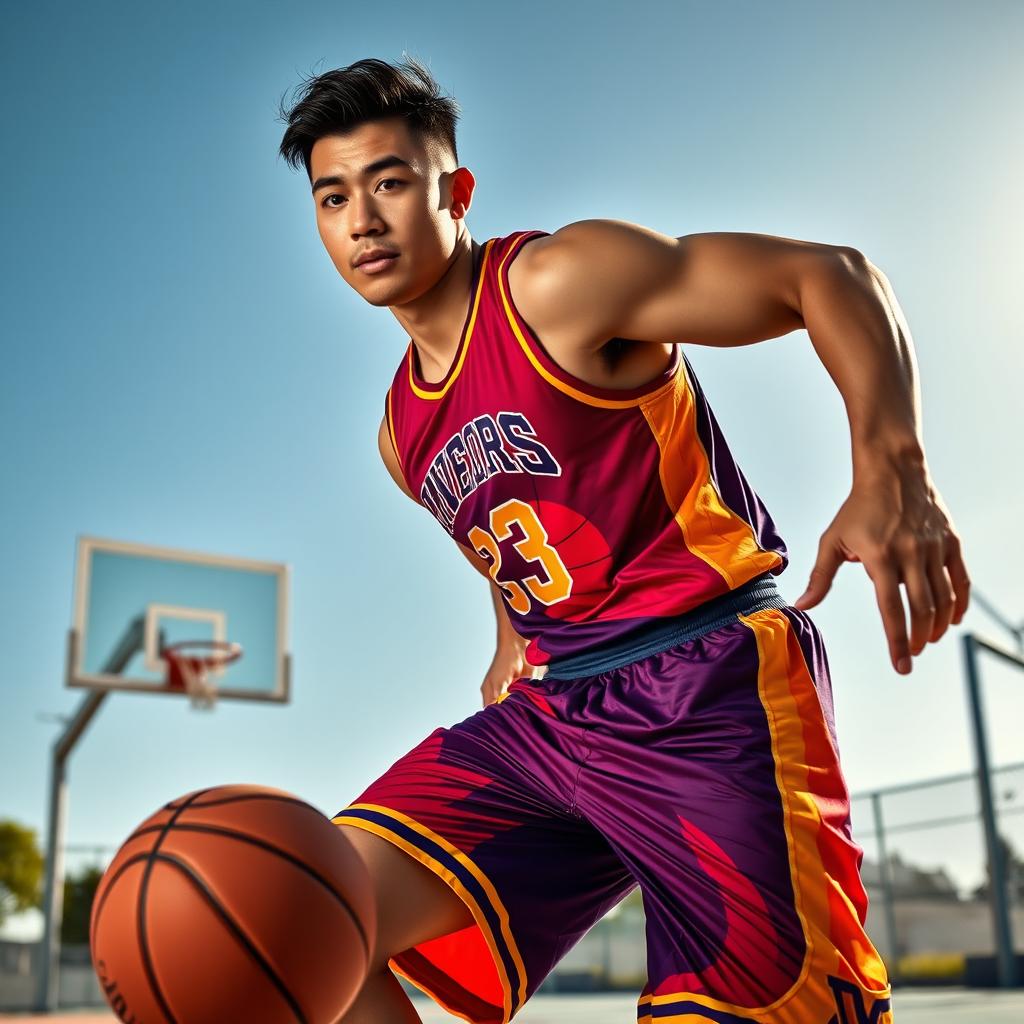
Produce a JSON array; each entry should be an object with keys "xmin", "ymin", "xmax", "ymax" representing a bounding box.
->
[{"xmin": 309, "ymin": 117, "xmax": 468, "ymax": 307}]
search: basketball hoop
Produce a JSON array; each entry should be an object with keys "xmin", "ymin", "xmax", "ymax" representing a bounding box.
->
[{"xmin": 162, "ymin": 640, "xmax": 242, "ymax": 710}]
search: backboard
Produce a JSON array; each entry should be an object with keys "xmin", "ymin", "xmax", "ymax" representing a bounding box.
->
[{"xmin": 67, "ymin": 536, "xmax": 290, "ymax": 702}]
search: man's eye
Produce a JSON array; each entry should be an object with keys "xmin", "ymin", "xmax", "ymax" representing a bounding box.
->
[{"xmin": 321, "ymin": 180, "xmax": 400, "ymax": 209}]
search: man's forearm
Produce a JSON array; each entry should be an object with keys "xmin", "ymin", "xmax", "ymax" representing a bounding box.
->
[{"xmin": 797, "ymin": 251, "xmax": 925, "ymax": 479}]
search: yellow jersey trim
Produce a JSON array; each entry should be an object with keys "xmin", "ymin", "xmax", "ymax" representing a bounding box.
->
[
  {"xmin": 333, "ymin": 801, "xmax": 527, "ymax": 1021},
  {"xmin": 407, "ymin": 239, "xmax": 495, "ymax": 401}
]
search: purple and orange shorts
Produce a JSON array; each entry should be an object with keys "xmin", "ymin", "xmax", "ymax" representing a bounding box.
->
[{"xmin": 333, "ymin": 574, "xmax": 894, "ymax": 1023}]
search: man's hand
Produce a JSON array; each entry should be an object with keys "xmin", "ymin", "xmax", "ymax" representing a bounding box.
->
[
  {"xmin": 793, "ymin": 455, "xmax": 971, "ymax": 674},
  {"xmin": 481, "ymin": 636, "xmax": 532, "ymax": 707}
]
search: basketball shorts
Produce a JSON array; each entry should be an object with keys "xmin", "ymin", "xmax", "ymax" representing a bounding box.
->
[{"xmin": 333, "ymin": 573, "xmax": 894, "ymax": 1024}]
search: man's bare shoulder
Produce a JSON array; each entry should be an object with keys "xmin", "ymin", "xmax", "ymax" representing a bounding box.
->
[
  {"xmin": 511, "ymin": 218, "xmax": 674, "ymax": 297},
  {"xmin": 505, "ymin": 220, "xmax": 680, "ymax": 384},
  {"xmin": 509, "ymin": 219, "xmax": 823, "ymax": 352},
  {"xmin": 516, "ymin": 219, "xmax": 678, "ymax": 275},
  {"xmin": 507, "ymin": 220, "xmax": 679, "ymax": 349}
]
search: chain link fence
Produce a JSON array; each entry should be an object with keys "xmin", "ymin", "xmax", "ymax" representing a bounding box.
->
[{"xmin": 850, "ymin": 761, "xmax": 1024, "ymax": 984}]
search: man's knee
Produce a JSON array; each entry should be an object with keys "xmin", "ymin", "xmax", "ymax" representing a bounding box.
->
[
  {"xmin": 338, "ymin": 966, "xmax": 422, "ymax": 1024},
  {"xmin": 336, "ymin": 822, "xmax": 474, "ymax": 971}
]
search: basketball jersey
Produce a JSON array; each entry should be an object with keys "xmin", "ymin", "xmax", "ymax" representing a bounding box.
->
[{"xmin": 384, "ymin": 229, "xmax": 788, "ymax": 667}]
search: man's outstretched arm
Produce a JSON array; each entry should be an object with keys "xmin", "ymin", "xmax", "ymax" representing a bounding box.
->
[
  {"xmin": 785, "ymin": 250, "xmax": 969, "ymax": 673},
  {"xmin": 509, "ymin": 220, "xmax": 970, "ymax": 675}
]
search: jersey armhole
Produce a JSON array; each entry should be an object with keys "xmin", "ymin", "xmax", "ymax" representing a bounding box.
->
[
  {"xmin": 495, "ymin": 229, "xmax": 682, "ymax": 409},
  {"xmin": 383, "ymin": 387, "xmax": 418, "ymax": 502}
]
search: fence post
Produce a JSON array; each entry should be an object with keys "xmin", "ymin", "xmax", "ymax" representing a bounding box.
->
[
  {"xmin": 962, "ymin": 632, "xmax": 1017, "ymax": 988},
  {"xmin": 871, "ymin": 792, "xmax": 901, "ymax": 985}
]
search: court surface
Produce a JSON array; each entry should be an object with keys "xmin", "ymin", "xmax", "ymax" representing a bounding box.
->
[{"xmin": 5, "ymin": 988, "xmax": 1024, "ymax": 1022}]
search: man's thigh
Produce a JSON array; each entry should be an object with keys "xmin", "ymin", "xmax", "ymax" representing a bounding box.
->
[
  {"xmin": 333, "ymin": 693, "xmax": 636, "ymax": 1024},
  {"xmin": 563, "ymin": 605, "xmax": 893, "ymax": 1023}
]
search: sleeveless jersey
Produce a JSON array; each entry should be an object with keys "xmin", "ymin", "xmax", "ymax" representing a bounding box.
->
[{"xmin": 384, "ymin": 229, "xmax": 788, "ymax": 667}]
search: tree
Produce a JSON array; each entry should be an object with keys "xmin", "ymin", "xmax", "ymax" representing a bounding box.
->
[
  {"xmin": 61, "ymin": 865, "xmax": 104, "ymax": 944},
  {"xmin": 0, "ymin": 819, "xmax": 44, "ymax": 927},
  {"xmin": 971, "ymin": 833, "xmax": 1024, "ymax": 902}
]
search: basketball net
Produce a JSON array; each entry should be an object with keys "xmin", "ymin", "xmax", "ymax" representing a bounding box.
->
[{"xmin": 163, "ymin": 640, "xmax": 243, "ymax": 711}]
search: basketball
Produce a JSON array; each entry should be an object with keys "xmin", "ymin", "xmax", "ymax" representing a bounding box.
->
[{"xmin": 89, "ymin": 784, "xmax": 376, "ymax": 1023}]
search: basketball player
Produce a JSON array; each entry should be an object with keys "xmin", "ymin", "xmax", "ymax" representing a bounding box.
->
[{"xmin": 278, "ymin": 57, "xmax": 969, "ymax": 1024}]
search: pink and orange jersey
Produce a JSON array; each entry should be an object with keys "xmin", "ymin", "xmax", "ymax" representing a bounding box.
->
[{"xmin": 385, "ymin": 229, "xmax": 789, "ymax": 668}]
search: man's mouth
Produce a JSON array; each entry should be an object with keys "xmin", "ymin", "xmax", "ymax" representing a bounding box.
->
[{"xmin": 357, "ymin": 254, "xmax": 399, "ymax": 275}]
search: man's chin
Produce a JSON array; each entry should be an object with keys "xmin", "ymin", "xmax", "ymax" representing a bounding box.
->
[
  {"xmin": 357, "ymin": 273, "xmax": 416, "ymax": 308},
  {"xmin": 361, "ymin": 287, "xmax": 400, "ymax": 308}
]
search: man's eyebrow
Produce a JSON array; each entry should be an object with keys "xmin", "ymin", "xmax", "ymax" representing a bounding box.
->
[{"xmin": 311, "ymin": 155, "xmax": 415, "ymax": 194}]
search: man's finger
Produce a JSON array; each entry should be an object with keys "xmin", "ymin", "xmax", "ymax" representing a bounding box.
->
[
  {"xmin": 900, "ymin": 553, "xmax": 937, "ymax": 656},
  {"xmin": 866, "ymin": 557, "xmax": 911, "ymax": 673},
  {"xmin": 793, "ymin": 533, "xmax": 845, "ymax": 610},
  {"xmin": 946, "ymin": 534, "xmax": 972, "ymax": 624},
  {"xmin": 926, "ymin": 546, "xmax": 957, "ymax": 643}
]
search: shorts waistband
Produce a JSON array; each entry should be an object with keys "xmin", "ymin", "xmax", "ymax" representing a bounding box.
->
[{"xmin": 542, "ymin": 572, "xmax": 788, "ymax": 680}]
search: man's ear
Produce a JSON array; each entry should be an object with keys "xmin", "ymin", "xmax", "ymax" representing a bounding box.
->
[{"xmin": 447, "ymin": 165, "xmax": 476, "ymax": 221}]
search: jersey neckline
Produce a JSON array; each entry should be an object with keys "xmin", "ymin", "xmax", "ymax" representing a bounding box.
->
[{"xmin": 407, "ymin": 237, "xmax": 493, "ymax": 400}]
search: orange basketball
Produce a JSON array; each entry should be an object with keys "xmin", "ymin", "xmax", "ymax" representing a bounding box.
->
[{"xmin": 89, "ymin": 784, "xmax": 376, "ymax": 1024}]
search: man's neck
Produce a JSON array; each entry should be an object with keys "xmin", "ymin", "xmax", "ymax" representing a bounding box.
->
[{"xmin": 391, "ymin": 233, "xmax": 479, "ymax": 383}]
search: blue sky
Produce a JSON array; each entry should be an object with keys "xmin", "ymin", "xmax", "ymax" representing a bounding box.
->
[{"xmin": 2, "ymin": 1, "xmax": 1022, "ymax": 935}]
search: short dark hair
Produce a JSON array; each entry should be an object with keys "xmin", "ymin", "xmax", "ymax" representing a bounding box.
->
[{"xmin": 277, "ymin": 56, "xmax": 460, "ymax": 180}]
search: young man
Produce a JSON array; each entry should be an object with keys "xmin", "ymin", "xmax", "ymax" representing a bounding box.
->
[{"xmin": 279, "ymin": 57, "xmax": 969, "ymax": 1024}]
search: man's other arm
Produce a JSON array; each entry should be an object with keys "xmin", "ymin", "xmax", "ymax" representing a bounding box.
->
[{"xmin": 377, "ymin": 415, "xmax": 532, "ymax": 706}]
